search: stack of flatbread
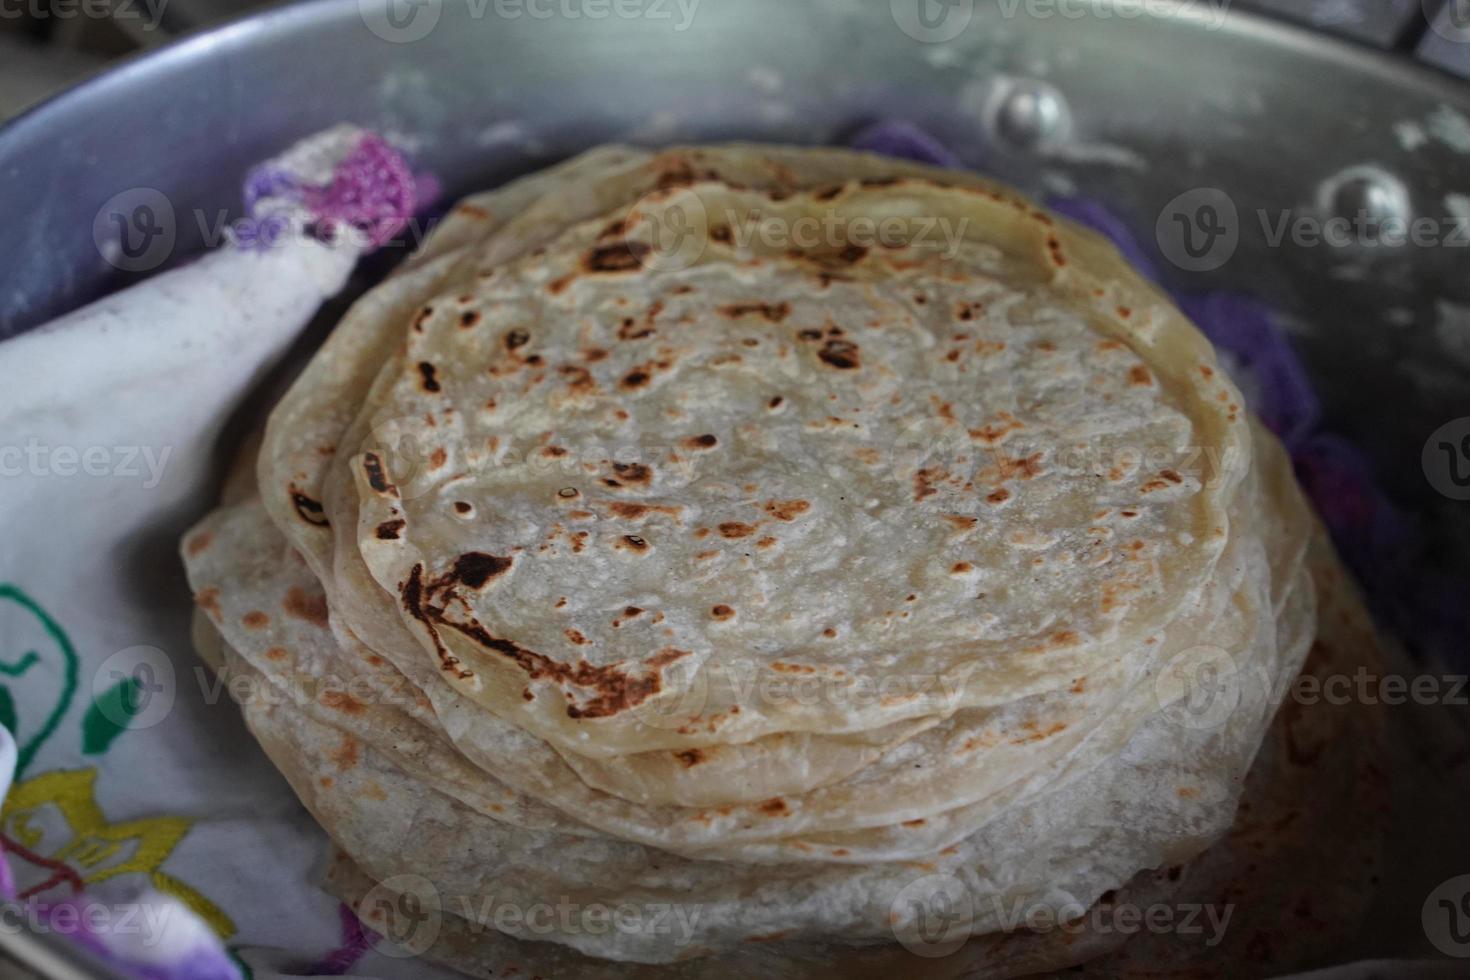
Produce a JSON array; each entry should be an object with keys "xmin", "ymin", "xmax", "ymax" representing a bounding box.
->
[{"xmin": 182, "ymin": 146, "xmax": 1383, "ymax": 977}]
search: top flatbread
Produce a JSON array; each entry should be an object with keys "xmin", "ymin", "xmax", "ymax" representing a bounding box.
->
[{"xmin": 260, "ymin": 145, "xmax": 1250, "ymax": 757}]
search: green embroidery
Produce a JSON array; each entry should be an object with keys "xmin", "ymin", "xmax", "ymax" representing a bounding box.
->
[
  {"xmin": 0, "ymin": 591, "xmax": 243, "ymax": 956},
  {"xmin": 0, "ymin": 650, "xmax": 39, "ymax": 677},
  {"xmin": 227, "ymin": 946, "xmax": 255, "ymax": 980},
  {"xmin": 0, "ymin": 646, "xmax": 39, "ymax": 753},
  {"xmin": 0, "ymin": 686, "xmax": 15, "ymax": 736},
  {"xmin": 0, "ymin": 647, "xmax": 41, "ymax": 749},
  {"xmin": 82, "ymin": 676, "xmax": 144, "ymax": 755},
  {"xmin": 0, "ymin": 584, "xmax": 79, "ymax": 777}
]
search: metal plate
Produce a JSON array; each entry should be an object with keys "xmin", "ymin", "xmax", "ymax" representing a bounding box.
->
[
  {"xmin": 0, "ymin": 0, "xmax": 1467, "ymax": 561},
  {"xmin": 0, "ymin": 7, "xmax": 1468, "ymax": 973}
]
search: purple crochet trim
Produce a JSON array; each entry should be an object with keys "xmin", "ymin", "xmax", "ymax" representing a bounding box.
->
[
  {"xmin": 242, "ymin": 165, "xmax": 299, "ymax": 213},
  {"xmin": 301, "ymin": 904, "xmax": 377, "ymax": 976},
  {"xmin": 853, "ymin": 119, "xmax": 1465, "ymax": 666},
  {"xmin": 240, "ymin": 133, "xmax": 435, "ymax": 254},
  {"xmin": 303, "ymin": 134, "xmax": 423, "ymax": 249}
]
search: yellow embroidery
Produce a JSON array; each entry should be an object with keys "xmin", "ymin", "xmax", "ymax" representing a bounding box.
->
[
  {"xmin": 1, "ymin": 769, "xmax": 236, "ymax": 938},
  {"xmin": 153, "ymin": 872, "xmax": 236, "ymax": 939}
]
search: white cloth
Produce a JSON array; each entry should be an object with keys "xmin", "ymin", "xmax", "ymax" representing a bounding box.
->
[{"xmin": 0, "ymin": 127, "xmax": 458, "ymax": 978}]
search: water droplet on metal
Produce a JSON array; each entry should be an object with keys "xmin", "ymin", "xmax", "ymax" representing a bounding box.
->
[
  {"xmin": 992, "ymin": 80, "xmax": 1070, "ymax": 151},
  {"xmin": 1317, "ymin": 166, "xmax": 1412, "ymax": 245}
]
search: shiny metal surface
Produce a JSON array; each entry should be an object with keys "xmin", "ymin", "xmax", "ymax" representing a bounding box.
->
[
  {"xmin": 0, "ymin": 0, "xmax": 1466, "ymax": 560},
  {"xmin": 1236, "ymin": 0, "xmax": 1424, "ymax": 46}
]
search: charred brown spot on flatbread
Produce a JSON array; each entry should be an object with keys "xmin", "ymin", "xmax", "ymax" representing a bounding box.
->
[
  {"xmin": 399, "ymin": 562, "xmax": 684, "ymax": 719},
  {"xmin": 720, "ymin": 302, "xmax": 791, "ymax": 323},
  {"xmin": 290, "ymin": 487, "xmax": 330, "ymax": 527},
  {"xmin": 583, "ymin": 240, "xmax": 651, "ymax": 273},
  {"xmin": 818, "ymin": 339, "xmax": 860, "ymax": 369},
  {"xmin": 361, "ymin": 453, "xmax": 398, "ymax": 496}
]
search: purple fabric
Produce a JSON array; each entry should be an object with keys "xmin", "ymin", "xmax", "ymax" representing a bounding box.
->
[
  {"xmin": 0, "ymin": 843, "xmax": 15, "ymax": 900},
  {"xmin": 1046, "ymin": 197, "xmax": 1164, "ymax": 285},
  {"xmin": 1176, "ymin": 293, "xmax": 1321, "ymax": 450},
  {"xmin": 1293, "ymin": 434, "xmax": 1384, "ymax": 540},
  {"xmin": 1293, "ymin": 433, "xmax": 1470, "ymax": 666},
  {"xmin": 300, "ymin": 904, "xmax": 378, "ymax": 976},
  {"xmin": 849, "ymin": 120, "xmax": 963, "ymax": 169}
]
